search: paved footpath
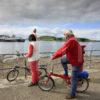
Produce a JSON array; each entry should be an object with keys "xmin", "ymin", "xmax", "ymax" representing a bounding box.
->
[{"xmin": 0, "ymin": 68, "xmax": 100, "ymax": 100}]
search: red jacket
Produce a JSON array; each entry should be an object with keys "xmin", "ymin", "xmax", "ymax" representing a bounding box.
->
[{"xmin": 52, "ymin": 36, "xmax": 84, "ymax": 66}]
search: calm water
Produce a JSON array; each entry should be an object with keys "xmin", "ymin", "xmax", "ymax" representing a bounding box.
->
[{"xmin": 0, "ymin": 41, "xmax": 100, "ymax": 55}]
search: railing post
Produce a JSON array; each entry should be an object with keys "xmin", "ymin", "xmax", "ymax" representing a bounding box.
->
[{"xmin": 88, "ymin": 49, "xmax": 93, "ymax": 68}]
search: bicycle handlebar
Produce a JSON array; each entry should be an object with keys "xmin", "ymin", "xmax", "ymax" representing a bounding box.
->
[{"xmin": 16, "ymin": 51, "xmax": 26, "ymax": 57}]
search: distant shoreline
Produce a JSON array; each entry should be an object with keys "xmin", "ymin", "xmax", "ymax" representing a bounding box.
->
[
  {"xmin": 0, "ymin": 39, "xmax": 25, "ymax": 42},
  {"xmin": 38, "ymin": 36, "xmax": 100, "ymax": 42},
  {"xmin": 37, "ymin": 40, "xmax": 100, "ymax": 42}
]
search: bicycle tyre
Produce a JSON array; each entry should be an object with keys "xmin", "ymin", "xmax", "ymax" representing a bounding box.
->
[
  {"xmin": 7, "ymin": 69, "xmax": 19, "ymax": 82},
  {"xmin": 77, "ymin": 78, "xmax": 89, "ymax": 93},
  {"xmin": 38, "ymin": 75, "xmax": 55, "ymax": 91},
  {"xmin": 38, "ymin": 68, "xmax": 47, "ymax": 77}
]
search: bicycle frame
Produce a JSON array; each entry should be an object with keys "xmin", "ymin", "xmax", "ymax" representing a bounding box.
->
[
  {"xmin": 38, "ymin": 54, "xmax": 89, "ymax": 92},
  {"xmin": 47, "ymin": 64, "xmax": 71, "ymax": 85},
  {"xmin": 13, "ymin": 51, "xmax": 30, "ymax": 78}
]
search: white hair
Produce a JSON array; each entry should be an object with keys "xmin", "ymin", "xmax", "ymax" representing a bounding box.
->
[{"xmin": 65, "ymin": 30, "xmax": 74, "ymax": 36}]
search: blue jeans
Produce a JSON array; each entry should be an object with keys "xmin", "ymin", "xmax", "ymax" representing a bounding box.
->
[
  {"xmin": 61, "ymin": 55, "xmax": 80, "ymax": 96},
  {"xmin": 69, "ymin": 66, "xmax": 80, "ymax": 96},
  {"xmin": 61, "ymin": 55, "xmax": 70, "ymax": 75}
]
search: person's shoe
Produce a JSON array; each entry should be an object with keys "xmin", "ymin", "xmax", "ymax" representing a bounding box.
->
[
  {"xmin": 34, "ymin": 82, "xmax": 38, "ymax": 85},
  {"xmin": 28, "ymin": 82, "xmax": 36, "ymax": 87},
  {"xmin": 63, "ymin": 74, "xmax": 68, "ymax": 78},
  {"xmin": 66, "ymin": 95, "xmax": 76, "ymax": 99},
  {"xmin": 64, "ymin": 74, "xmax": 68, "ymax": 76}
]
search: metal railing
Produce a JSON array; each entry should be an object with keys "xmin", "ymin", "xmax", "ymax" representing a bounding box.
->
[{"xmin": 0, "ymin": 50, "xmax": 100, "ymax": 78}]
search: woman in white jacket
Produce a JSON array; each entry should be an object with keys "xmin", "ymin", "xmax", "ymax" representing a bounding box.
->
[{"xmin": 25, "ymin": 29, "xmax": 39, "ymax": 87}]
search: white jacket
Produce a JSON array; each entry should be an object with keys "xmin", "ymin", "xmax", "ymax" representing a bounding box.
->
[{"xmin": 28, "ymin": 42, "xmax": 39, "ymax": 62}]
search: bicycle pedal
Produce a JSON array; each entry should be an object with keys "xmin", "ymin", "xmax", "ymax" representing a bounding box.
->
[{"xmin": 16, "ymin": 66, "xmax": 20, "ymax": 68}]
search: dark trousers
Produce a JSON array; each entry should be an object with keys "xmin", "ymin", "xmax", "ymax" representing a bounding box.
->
[{"xmin": 61, "ymin": 55, "xmax": 81, "ymax": 96}]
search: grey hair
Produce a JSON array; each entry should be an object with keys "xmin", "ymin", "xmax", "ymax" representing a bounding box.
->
[
  {"xmin": 68, "ymin": 30, "xmax": 73, "ymax": 34},
  {"xmin": 65, "ymin": 30, "xmax": 74, "ymax": 36}
]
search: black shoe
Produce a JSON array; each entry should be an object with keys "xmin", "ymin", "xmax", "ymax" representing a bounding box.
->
[
  {"xmin": 28, "ymin": 82, "xmax": 36, "ymax": 87},
  {"xmin": 66, "ymin": 95, "xmax": 76, "ymax": 99}
]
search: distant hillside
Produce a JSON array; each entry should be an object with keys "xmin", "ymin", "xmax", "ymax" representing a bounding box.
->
[
  {"xmin": 38, "ymin": 36, "xmax": 56, "ymax": 41},
  {"xmin": 77, "ymin": 37, "xmax": 93, "ymax": 42},
  {"xmin": 38, "ymin": 36, "xmax": 94, "ymax": 42}
]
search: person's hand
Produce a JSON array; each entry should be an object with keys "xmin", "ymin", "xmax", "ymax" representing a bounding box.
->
[
  {"xmin": 50, "ymin": 55, "xmax": 54, "ymax": 60},
  {"xmin": 22, "ymin": 54, "xmax": 25, "ymax": 57},
  {"xmin": 50, "ymin": 56, "xmax": 53, "ymax": 60},
  {"xmin": 23, "ymin": 53, "xmax": 27, "ymax": 58}
]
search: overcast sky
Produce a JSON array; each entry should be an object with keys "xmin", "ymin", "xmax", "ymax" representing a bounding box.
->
[{"xmin": 0, "ymin": 0, "xmax": 100, "ymax": 39}]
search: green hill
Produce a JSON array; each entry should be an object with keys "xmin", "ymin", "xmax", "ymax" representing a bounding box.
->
[
  {"xmin": 77, "ymin": 37, "xmax": 92, "ymax": 42},
  {"xmin": 38, "ymin": 36, "xmax": 93, "ymax": 42},
  {"xmin": 38, "ymin": 36, "xmax": 56, "ymax": 41}
]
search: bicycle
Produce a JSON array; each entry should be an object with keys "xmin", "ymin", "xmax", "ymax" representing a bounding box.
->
[
  {"xmin": 38, "ymin": 60, "xmax": 89, "ymax": 93},
  {"xmin": 6, "ymin": 51, "xmax": 47, "ymax": 82}
]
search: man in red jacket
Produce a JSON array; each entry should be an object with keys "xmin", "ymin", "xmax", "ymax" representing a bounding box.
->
[{"xmin": 51, "ymin": 30, "xmax": 84, "ymax": 99}]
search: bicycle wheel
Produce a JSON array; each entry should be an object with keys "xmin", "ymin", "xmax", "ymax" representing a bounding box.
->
[
  {"xmin": 77, "ymin": 78, "xmax": 89, "ymax": 93},
  {"xmin": 38, "ymin": 75, "xmax": 55, "ymax": 91},
  {"xmin": 38, "ymin": 68, "xmax": 47, "ymax": 77},
  {"xmin": 7, "ymin": 69, "xmax": 19, "ymax": 82}
]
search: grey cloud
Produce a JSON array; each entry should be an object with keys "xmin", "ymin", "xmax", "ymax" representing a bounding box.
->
[{"xmin": 0, "ymin": 0, "xmax": 100, "ymax": 24}]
